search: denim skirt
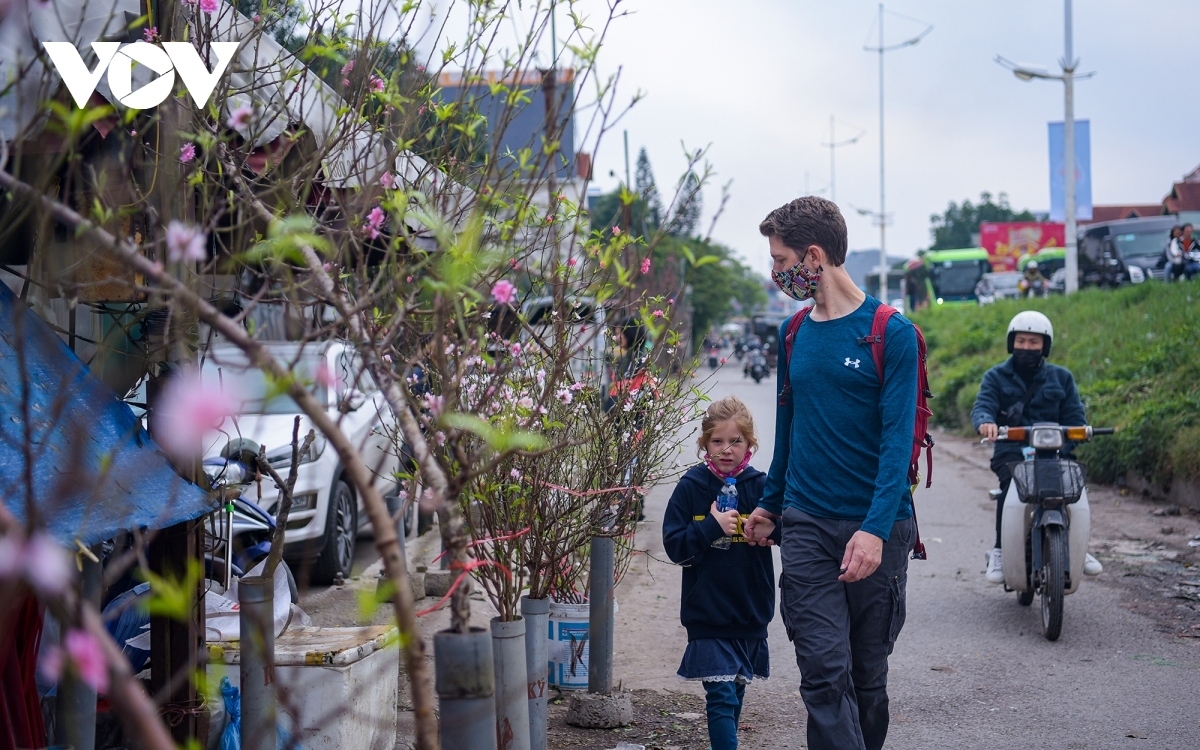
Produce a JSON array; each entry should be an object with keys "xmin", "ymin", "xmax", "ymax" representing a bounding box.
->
[{"xmin": 677, "ymin": 637, "xmax": 769, "ymax": 684}]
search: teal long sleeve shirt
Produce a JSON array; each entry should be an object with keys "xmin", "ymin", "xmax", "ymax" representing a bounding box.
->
[{"xmin": 759, "ymin": 297, "xmax": 917, "ymax": 541}]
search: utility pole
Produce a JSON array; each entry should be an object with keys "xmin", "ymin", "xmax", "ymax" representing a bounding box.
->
[
  {"xmin": 864, "ymin": 3, "xmax": 931, "ymax": 301},
  {"xmin": 995, "ymin": 0, "xmax": 1092, "ymax": 294},
  {"xmin": 820, "ymin": 115, "xmax": 864, "ymax": 205},
  {"xmin": 1062, "ymin": 0, "xmax": 1078, "ymax": 294},
  {"xmin": 877, "ymin": 3, "xmax": 885, "ymax": 298}
]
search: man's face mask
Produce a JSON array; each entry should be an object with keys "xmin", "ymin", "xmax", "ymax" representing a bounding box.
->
[
  {"xmin": 772, "ymin": 251, "xmax": 821, "ymax": 301},
  {"xmin": 1012, "ymin": 348, "xmax": 1043, "ymax": 371}
]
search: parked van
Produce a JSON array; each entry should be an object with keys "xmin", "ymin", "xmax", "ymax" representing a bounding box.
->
[{"xmin": 1079, "ymin": 215, "xmax": 1177, "ymax": 283}]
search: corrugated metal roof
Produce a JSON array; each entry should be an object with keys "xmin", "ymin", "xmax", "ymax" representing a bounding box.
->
[{"xmin": 0, "ymin": 283, "xmax": 215, "ymax": 547}]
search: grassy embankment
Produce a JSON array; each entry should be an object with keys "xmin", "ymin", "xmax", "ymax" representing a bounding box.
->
[{"xmin": 910, "ymin": 282, "xmax": 1200, "ymax": 490}]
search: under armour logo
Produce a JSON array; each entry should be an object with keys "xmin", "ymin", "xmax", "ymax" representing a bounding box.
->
[{"xmin": 844, "ymin": 358, "xmax": 861, "ymax": 368}]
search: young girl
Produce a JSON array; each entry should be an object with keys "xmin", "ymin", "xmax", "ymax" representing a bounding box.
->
[{"xmin": 662, "ymin": 396, "xmax": 778, "ymax": 750}]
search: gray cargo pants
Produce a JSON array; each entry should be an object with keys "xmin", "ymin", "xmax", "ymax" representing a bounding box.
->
[{"xmin": 779, "ymin": 508, "xmax": 915, "ymax": 750}]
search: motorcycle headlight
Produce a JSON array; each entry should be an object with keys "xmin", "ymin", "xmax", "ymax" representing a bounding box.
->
[{"xmin": 1031, "ymin": 426, "xmax": 1064, "ymax": 450}]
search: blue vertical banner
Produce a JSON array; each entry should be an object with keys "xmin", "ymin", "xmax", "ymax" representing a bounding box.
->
[{"xmin": 1048, "ymin": 119, "xmax": 1093, "ymax": 222}]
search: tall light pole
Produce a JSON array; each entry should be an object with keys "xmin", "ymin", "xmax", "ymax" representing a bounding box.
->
[
  {"xmin": 864, "ymin": 4, "xmax": 932, "ymax": 300},
  {"xmin": 997, "ymin": 0, "xmax": 1093, "ymax": 295},
  {"xmin": 820, "ymin": 115, "xmax": 865, "ymax": 205}
]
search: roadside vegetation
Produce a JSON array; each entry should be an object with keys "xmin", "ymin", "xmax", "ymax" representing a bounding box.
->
[{"xmin": 912, "ymin": 282, "xmax": 1200, "ymax": 490}]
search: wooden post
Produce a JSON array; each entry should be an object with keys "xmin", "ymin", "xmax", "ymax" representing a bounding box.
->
[{"xmin": 147, "ymin": 521, "xmax": 206, "ymax": 742}]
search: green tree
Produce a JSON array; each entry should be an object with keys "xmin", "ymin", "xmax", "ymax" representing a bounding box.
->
[
  {"xmin": 669, "ymin": 171, "xmax": 703, "ymax": 237},
  {"xmin": 653, "ymin": 236, "xmax": 766, "ymax": 350},
  {"xmin": 928, "ymin": 191, "xmax": 1037, "ymax": 250},
  {"xmin": 634, "ymin": 148, "xmax": 663, "ymax": 232}
]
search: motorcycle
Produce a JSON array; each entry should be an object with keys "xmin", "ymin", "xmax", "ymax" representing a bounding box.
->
[
  {"xmin": 747, "ymin": 350, "xmax": 768, "ymax": 383},
  {"xmin": 201, "ymin": 440, "xmax": 299, "ymax": 602},
  {"xmin": 1018, "ymin": 277, "xmax": 1051, "ymax": 298},
  {"xmin": 707, "ymin": 346, "xmax": 721, "ymax": 369},
  {"xmin": 990, "ymin": 422, "xmax": 1112, "ymax": 640}
]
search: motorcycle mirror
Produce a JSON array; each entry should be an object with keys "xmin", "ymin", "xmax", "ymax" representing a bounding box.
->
[{"xmin": 221, "ymin": 437, "xmax": 263, "ymax": 469}]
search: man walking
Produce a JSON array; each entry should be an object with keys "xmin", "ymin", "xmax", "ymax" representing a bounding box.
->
[{"xmin": 744, "ymin": 197, "xmax": 918, "ymax": 750}]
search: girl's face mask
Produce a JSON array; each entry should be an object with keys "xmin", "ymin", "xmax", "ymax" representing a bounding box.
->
[
  {"xmin": 772, "ymin": 252, "xmax": 821, "ymax": 301},
  {"xmin": 705, "ymin": 449, "xmax": 752, "ymax": 480}
]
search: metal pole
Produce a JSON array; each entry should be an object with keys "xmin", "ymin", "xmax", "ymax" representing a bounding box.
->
[
  {"xmin": 1062, "ymin": 0, "xmax": 1078, "ymax": 295},
  {"xmin": 878, "ymin": 2, "xmax": 888, "ymax": 300},
  {"xmin": 587, "ymin": 536, "xmax": 614, "ymax": 694},
  {"xmin": 623, "ymin": 130, "xmax": 631, "ymax": 187},
  {"xmin": 59, "ymin": 545, "xmax": 102, "ymax": 750},
  {"xmin": 435, "ymin": 628, "xmax": 498, "ymax": 750},
  {"xmin": 239, "ymin": 576, "xmax": 276, "ymax": 750},
  {"xmin": 521, "ymin": 596, "xmax": 550, "ymax": 750},
  {"xmin": 830, "ymin": 115, "xmax": 836, "ymax": 203}
]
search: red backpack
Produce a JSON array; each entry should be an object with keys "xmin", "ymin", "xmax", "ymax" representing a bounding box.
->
[{"xmin": 778, "ymin": 303, "xmax": 933, "ymax": 561}]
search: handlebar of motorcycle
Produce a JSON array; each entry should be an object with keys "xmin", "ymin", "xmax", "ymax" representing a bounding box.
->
[{"xmin": 986, "ymin": 425, "xmax": 1116, "ymax": 443}]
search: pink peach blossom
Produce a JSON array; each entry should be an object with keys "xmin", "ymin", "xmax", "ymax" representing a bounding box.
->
[
  {"xmin": 64, "ymin": 630, "xmax": 109, "ymax": 693},
  {"xmin": 226, "ymin": 104, "xmax": 252, "ymax": 129},
  {"xmin": 153, "ymin": 373, "xmax": 239, "ymax": 459},
  {"xmin": 640, "ymin": 257, "xmax": 651, "ymax": 275},
  {"xmin": 491, "ymin": 279, "xmax": 517, "ymax": 305},
  {"xmin": 178, "ymin": 143, "xmax": 196, "ymax": 164},
  {"xmin": 166, "ymin": 221, "xmax": 206, "ymax": 263},
  {"xmin": 315, "ymin": 361, "xmax": 337, "ymax": 389}
]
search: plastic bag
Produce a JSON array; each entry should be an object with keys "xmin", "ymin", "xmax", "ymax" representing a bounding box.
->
[
  {"xmin": 217, "ymin": 676, "xmax": 302, "ymax": 750},
  {"xmin": 219, "ymin": 678, "xmax": 241, "ymax": 750}
]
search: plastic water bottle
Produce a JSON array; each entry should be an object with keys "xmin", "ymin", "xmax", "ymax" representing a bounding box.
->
[{"xmin": 711, "ymin": 477, "xmax": 738, "ymax": 550}]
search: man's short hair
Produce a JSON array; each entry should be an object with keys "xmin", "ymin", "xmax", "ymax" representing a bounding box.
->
[{"xmin": 759, "ymin": 196, "xmax": 848, "ymax": 266}]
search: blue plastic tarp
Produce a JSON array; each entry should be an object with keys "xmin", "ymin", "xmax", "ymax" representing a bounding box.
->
[{"xmin": 0, "ymin": 283, "xmax": 215, "ymax": 546}]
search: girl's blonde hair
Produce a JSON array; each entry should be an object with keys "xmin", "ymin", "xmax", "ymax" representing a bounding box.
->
[{"xmin": 697, "ymin": 396, "xmax": 759, "ymax": 455}]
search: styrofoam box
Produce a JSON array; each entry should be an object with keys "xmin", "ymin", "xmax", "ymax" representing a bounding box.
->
[{"xmin": 209, "ymin": 625, "xmax": 399, "ymax": 750}]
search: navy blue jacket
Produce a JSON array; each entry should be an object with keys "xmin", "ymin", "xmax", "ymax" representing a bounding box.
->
[
  {"xmin": 662, "ymin": 464, "xmax": 778, "ymax": 641},
  {"xmin": 971, "ymin": 357, "xmax": 1087, "ymax": 463}
]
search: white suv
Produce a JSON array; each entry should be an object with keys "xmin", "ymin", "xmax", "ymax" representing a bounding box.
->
[{"xmin": 200, "ymin": 341, "xmax": 400, "ymax": 584}]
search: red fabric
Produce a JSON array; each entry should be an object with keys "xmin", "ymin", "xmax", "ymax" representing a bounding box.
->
[{"xmin": 0, "ymin": 593, "xmax": 47, "ymax": 750}]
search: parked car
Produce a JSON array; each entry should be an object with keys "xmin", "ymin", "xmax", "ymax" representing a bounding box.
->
[
  {"xmin": 200, "ymin": 341, "xmax": 402, "ymax": 584},
  {"xmin": 983, "ymin": 271, "xmax": 1023, "ymax": 300}
]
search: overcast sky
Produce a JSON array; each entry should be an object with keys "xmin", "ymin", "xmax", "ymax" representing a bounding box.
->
[{"xmin": 417, "ymin": 1, "xmax": 1200, "ymax": 274}]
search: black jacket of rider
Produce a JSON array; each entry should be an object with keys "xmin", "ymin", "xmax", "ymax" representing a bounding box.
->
[{"xmin": 971, "ymin": 357, "xmax": 1087, "ymax": 464}]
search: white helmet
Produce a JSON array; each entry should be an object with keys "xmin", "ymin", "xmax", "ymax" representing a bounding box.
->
[
  {"xmin": 1026, "ymin": 260, "xmax": 1039, "ymax": 270},
  {"xmin": 1007, "ymin": 311, "xmax": 1053, "ymax": 356}
]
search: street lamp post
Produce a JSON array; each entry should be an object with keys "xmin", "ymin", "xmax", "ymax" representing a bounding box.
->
[
  {"xmin": 820, "ymin": 115, "xmax": 865, "ymax": 205},
  {"xmin": 997, "ymin": 0, "xmax": 1093, "ymax": 295},
  {"xmin": 864, "ymin": 3, "xmax": 932, "ymax": 301}
]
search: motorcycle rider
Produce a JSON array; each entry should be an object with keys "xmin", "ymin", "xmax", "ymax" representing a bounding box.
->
[
  {"xmin": 1018, "ymin": 260, "xmax": 1048, "ymax": 297},
  {"xmin": 971, "ymin": 311, "xmax": 1103, "ymax": 583}
]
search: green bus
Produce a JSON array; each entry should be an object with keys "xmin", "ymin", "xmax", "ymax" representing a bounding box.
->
[{"xmin": 925, "ymin": 248, "xmax": 991, "ymax": 305}]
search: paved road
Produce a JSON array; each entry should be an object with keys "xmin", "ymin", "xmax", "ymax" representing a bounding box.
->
[{"xmin": 615, "ymin": 357, "xmax": 1200, "ymax": 749}]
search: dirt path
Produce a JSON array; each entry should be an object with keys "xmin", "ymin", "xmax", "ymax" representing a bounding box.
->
[{"xmin": 577, "ymin": 364, "xmax": 1200, "ymax": 750}]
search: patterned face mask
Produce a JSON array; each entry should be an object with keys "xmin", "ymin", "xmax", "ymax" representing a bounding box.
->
[{"xmin": 771, "ymin": 256, "xmax": 821, "ymax": 301}]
